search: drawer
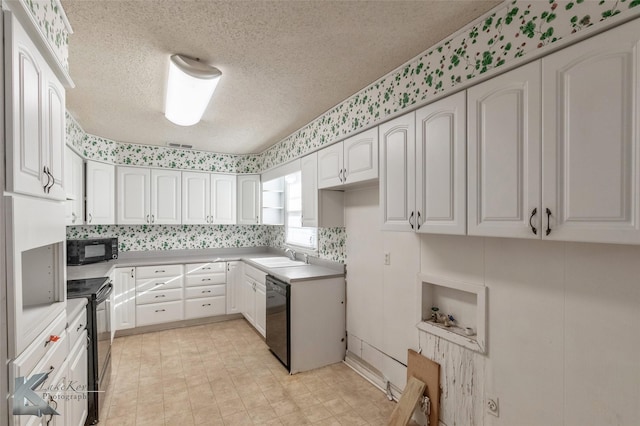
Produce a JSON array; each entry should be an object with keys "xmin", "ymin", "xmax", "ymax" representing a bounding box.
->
[
  {"xmin": 67, "ymin": 307, "xmax": 88, "ymax": 350},
  {"xmin": 136, "ymin": 287, "xmax": 183, "ymax": 305},
  {"xmin": 185, "ymin": 262, "xmax": 225, "ymax": 275},
  {"xmin": 136, "ymin": 276, "xmax": 184, "ymax": 292},
  {"xmin": 136, "ymin": 264, "xmax": 183, "ymax": 279},
  {"xmin": 30, "ymin": 330, "xmax": 68, "ymax": 386},
  {"xmin": 136, "ymin": 300, "xmax": 184, "ymax": 327},
  {"xmin": 244, "ymin": 263, "xmax": 267, "ymax": 283},
  {"xmin": 185, "ymin": 296, "xmax": 226, "ymax": 319},
  {"xmin": 12, "ymin": 311, "xmax": 67, "ymax": 381},
  {"xmin": 185, "ymin": 284, "xmax": 225, "ymax": 299},
  {"xmin": 185, "ymin": 273, "xmax": 225, "ymax": 287}
]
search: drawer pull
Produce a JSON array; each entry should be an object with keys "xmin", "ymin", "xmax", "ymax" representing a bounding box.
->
[
  {"xmin": 155, "ymin": 283, "xmax": 166, "ymax": 286},
  {"xmin": 44, "ymin": 335, "xmax": 60, "ymax": 347},
  {"xmin": 202, "ymin": 304, "xmax": 211, "ymax": 307},
  {"xmin": 202, "ymin": 290, "xmax": 211, "ymax": 293},
  {"xmin": 155, "ymin": 294, "xmax": 166, "ymax": 298},
  {"xmin": 155, "ymin": 309, "xmax": 166, "ymax": 313},
  {"xmin": 202, "ymin": 267, "xmax": 211, "ymax": 270},
  {"xmin": 76, "ymin": 324, "xmax": 83, "ymax": 332},
  {"xmin": 202, "ymin": 278, "xmax": 211, "ymax": 282},
  {"xmin": 155, "ymin": 270, "xmax": 166, "ymax": 273}
]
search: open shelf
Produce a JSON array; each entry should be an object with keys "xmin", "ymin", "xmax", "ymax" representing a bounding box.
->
[{"xmin": 417, "ymin": 273, "xmax": 486, "ymax": 353}]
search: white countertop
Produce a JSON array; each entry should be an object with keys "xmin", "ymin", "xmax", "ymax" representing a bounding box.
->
[
  {"xmin": 66, "ymin": 298, "xmax": 87, "ymax": 322},
  {"xmin": 67, "ymin": 248, "xmax": 344, "ymax": 284}
]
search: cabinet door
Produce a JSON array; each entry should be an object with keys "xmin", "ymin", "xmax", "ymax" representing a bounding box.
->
[
  {"xmin": 86, "ymin": 161, "xmax": 115, "ymax": 225},
  {"xmin": 5, "ymin": 14, "xmax": 47, "ymax": 198},
  {"xmin": 67, "ymin": 331, "xmax": 88, "ymax": 426},
  {"xmin": 151, "ymin": 169, "xmax": 181, "ymax": 224},
  {"xmin": 211, "ymin": 174, "xmax": 237, "ymax": 224},
  {"xmin": 64, "ymin": 146, "xmax": 75, "ymax": 225},
  {"xmin": 255, "ymin": 282, "xmax": 266, "ymax": 337},
  {"xmin": 379, "ymin": 113, "xmax": 416, "ymax": 231},
  {"xmin": 117, "ymin": 166, "xmax": 150, "ymax": 224},
  {"xmin": 182, "ymin": 171, "xmax": 210, "ymax": 225},
  {"xmin": 65, "ymin": 148, "xmax": 85, "ymax": 225},
  {"xmin": 44, "ymin": 71, "xmax": 66, "ymax": 201},
  {"xmin": 242, "ymin": 277, "xmax": 256, "ymax": 325},
  {"xmin": 301, "ymin": 152, "xmax": 318, "ymax": 227},
  {"xmin": 317, "ymin": 143, "xmax": 344, "ymax": 189},
  {"xmin": 344, "ymin": 127, "xmax": 378, "ymax": 184},
  {"xmin": 226, "ymin": 262, "xmax": 241, "ymax": 314},
  {"xmin": 467, "ymin": 61, "xmax": 541, "ymax": 238},
  {"xmin": 114, "ymin": 268, "xmax": 136, "ymax": 330},
  {"xmin": 542, "ymin": 20, "xmax": 640, "ymax": 244},
  {"xmin": 416, "ymin": 91, "xmax": 467, "ymax": 235},
  {"xmin": 237, "ymin": 175, "xmax": 260, "ymax": 224}
]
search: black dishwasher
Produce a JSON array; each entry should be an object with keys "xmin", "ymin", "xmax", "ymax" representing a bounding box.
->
[{"xmin": 265, "ymin": 275, "xmax": 290, "ymax": 370}]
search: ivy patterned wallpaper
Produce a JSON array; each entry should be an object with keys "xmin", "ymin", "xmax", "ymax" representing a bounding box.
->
[
  {"xmin": 259, "ymin": 0, "xmax": 640, "ymax": 170},
  {"xmin": 23, "ymin": 0, "xmax": 70, "ymax": 71}
]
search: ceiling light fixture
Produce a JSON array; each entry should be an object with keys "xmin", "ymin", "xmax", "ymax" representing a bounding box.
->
[{"xmin": 164, "ymin": 54, "xmax": 222, "ymax": 126}]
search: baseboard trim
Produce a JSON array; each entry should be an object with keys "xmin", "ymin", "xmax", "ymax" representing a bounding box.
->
[
  {"xmin": 343, "ymin": 352, "xmax": 402, "ymax": 402},
  {"xmin": 114, "ymin": 313, "xmax": 245, "ymax": 337}
]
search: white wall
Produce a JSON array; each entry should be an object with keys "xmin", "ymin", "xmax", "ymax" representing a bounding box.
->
[
  {"xmin": 344, "ymin": 188, "xmax": 640, "ymax": 425},
  {"xmin": 420, "ymin": 235, "xmax": 640, "ymax": 426}
]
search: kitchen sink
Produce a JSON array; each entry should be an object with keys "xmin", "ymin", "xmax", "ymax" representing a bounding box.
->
[{"xmin": 251, "ymin": 257, "xmax": 306, "ymax": 268}]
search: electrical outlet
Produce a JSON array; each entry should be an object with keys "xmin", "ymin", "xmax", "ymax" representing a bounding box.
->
[
  {"xmin": 384, "ymin": 252, "xmax": 391, "ymax": 265},
  {"xmin": 486, "ymin": 396, "xmax": 499, "ymax": 417}
]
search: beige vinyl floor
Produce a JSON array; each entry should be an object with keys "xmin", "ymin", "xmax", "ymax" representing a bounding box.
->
[{"xmin": 103, "ymin": 319, "xmax": 397, "ymax": 425}]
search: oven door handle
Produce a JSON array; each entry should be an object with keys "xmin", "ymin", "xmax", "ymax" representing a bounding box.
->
[{"xmin": 96, "ymin": 282, "xmax": 114, "ymax": 304}]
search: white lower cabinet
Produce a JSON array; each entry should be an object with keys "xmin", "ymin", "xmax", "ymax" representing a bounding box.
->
[
  {"xmin": 136, "ymin": 300, "xmax": 184, "ymax": 327},
  {"xmin": 241, "ymin": 263, "xmax": 267, "ymax": 337},
  {"xmin": 114, "ymin": 268, "xmax": 136, "ymax": 330},
  {"xmin": 66, "ymin": 330, "xmax": 88, "ymax": 426},
  {"xmin": 184, "ymin": 296, "xmax": 226, "ymax": 319},
  {"xmin": 226, "ymin": 261, "xmax": 242, "ymax": 314},
  {"xmin": 135, "ymin": 264, "xmax": 184, "ymax": 327}
]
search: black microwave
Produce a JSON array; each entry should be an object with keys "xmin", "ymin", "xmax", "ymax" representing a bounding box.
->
[{"xmin": 67, "ymin": 238, "xmax": 118, "ymax": 265}]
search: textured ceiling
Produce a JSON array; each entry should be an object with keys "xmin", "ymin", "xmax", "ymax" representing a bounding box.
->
[{"xmin": 62, "ymin": 0, "xmax": 501, "ymax": 154}]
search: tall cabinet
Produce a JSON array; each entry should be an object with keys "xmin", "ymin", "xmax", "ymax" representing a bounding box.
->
[
  {"xmin": 237, "ymin": 175, "xmax": 260, "ymax": 224},
  {"xmin": 86, "ymin": 161, "xmax": 115, "ymax": 225}
]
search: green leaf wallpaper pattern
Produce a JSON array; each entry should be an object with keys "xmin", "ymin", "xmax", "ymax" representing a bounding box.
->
[{"xmin": 24, "ymin": 0, "xmax": 70, "ymax": 71}]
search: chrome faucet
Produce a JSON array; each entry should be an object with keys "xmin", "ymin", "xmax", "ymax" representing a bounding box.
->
[{"xmin": 285, "ymin": 248, "xmax": 296, "ymax": 260}]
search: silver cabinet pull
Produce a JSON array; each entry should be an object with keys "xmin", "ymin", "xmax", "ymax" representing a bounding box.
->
[
  {"xmin": 71, "ymin": 212, "xmax": 77, "ymax": 223},
  {"xmin": 202, "ymin": 290, "xmax": 211, "ymax": 293},
  {"xmin": 76, "ymin": 323, "xmax": 83, "ymax": 332},
  {"xmin": 131, "ymin": 268, "xmax": 134, "ymax": 278},
  {"xmin": 154, "ymin": 282, "xmax": 165, "ymax": 286},
  {"xmin": 202, "ymin": 304, "xmax": 211, "ymax": 307},
  {"xmin": 151, "ymin": 214, "xmax": 155, "ymax": 223},
  {"xmin": 202, "ymin": 267, "xmax": 211, "ymax": 270},
  {"xmin": 88, "ymin": 213, "xmax": 93, "ymax": 223},
  {"xmin": 155, "ymin": 294, "xmax": 166, "ymax": 298},
  {"xmin": 155, "ymin": 309, "xmax": 166, "ymax": 313},
  {"xmin": 343, "ymin": 168, "xmax": 348, "ymax": 180},
  {"xmin": 155, "ymin": 270, "xmax": 165, "ymax": 273},
  {"xmin": 202, "ymin": 278, "xmax": 211, "ymax": 282}
]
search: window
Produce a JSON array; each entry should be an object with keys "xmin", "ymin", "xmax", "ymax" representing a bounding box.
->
[{"xmin": 285, "ymin": 171, "xmax": 317, "ymax": 250}]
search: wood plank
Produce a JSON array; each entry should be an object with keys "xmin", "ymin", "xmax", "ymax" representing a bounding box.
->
[
  {"xmin": 407, "ymin": 349, "xmax": 440, "ymax": 426},
  {"xmin": 389, "ymin": 376, "xmax": 426, "ymax": 426}
]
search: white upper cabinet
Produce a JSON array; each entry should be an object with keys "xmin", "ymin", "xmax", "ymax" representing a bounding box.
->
[
  {"xmin": 317, "ymin": 128, "xmax": 378, "ymax": 189},
  {"xmin": 86, "ymin": 161, "xmax": 115, "ymax": 225},
  {"xmin": 237, "ymin": 175, "xmax": 260, "ymax": 224},
  {"xmin": 182, "ymin": 171, "xmax": 211, "ymax": 224},
  {"xmin": 151, "ymin": 169, "xmax": 182, "ymax": 225},
  {"xmin": 211, "ymin": 174, "xmax": 237, "ymax": 224},
  {"xmin": 415, "ymin": 91, "xmax": 467, "ymax": 235},
  {"xmin": 343, "ymin": 128, "xmax": 378, "ymax": 184},
  {"xmin": 117, "ymin": 167, "xmax": 182, "ymax": 225},
  {"xmin": 117, "ymin": 167, "xmax": 150, "ymax": 224},
  {"xmin": 65, "ymin": 147, "xmax": 84, "ymax": 226},
  {"xmin": 379, "ymin": 113, "xmax": 416, "ymax": 231},
  {"xmin": 542, "ymin": 19, "xmax": 640, "ymax": 244},
  {"xmin": 467, "ymin": 61, "xmax": 542, "ymax": 239},
  {"xmin": 5, "ymin": 13, "xmax": 65, "ymax": 201},
  {"xmin": 301, "ymin": 152, "xmax": 319, "ymax": 227}
]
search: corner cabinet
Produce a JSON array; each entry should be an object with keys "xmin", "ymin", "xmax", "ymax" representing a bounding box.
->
[
  {"xmin": 415, "ymin": 91, "xmax": 467, "ymax": 235},
  {"xmin": 541, "ymin": 19, "xmax": 640, "ymax": 244},
  {"xmin": 65, "ymin": 147, "xmax": 84, "ymax": 226},
  {"xmin": 86, "ymin": 161, "xmax": 115, "ymax": 225},
  {"xmin": 379, "ymin": 113, "xmax": 416, "ymax": 231},
  {"xmin": 301, "ymin": 152, "xmax": 344, "ymax": 228},
  {"xmin": 238, "ymin": 175, "xmax": 261, "ymax": 224},
  {"xmin": 5, "ymin": 12, "xmax": 66, "ymax": 201}
]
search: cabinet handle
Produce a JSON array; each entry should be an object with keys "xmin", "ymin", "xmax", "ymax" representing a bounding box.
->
[
  {"xmin": 151, "ymin": 214, "xmax": 155, "ymax": 223},
  {"xmin": 46, "ymin": 167, "xmax": 55, "ymax": 192},
  {"xmin": 76, "ymin": 323, "xmax": 83, "ymax": 332},
  {"xmin": 155, "ymin": 270, "xmax": 165, "ymax": 273},
  {"xmin": 155, "ymin": 294, "xmax": 166, "ymax": 298},
  {"xmin": 131, "ymin": 269, "xmax": 134, "ymax": 278},
  {"xmin": 417, "ymin": 211, "xmax": 422, "ymax": 230},
  {"xmin": 529, "ymin": 208, "xmax": 538, "ymax": 235},
  {"xmin": 71, "ymin": 212, "xmax": 77, "ymax": 223},
  {"xmin": 343, "ymin": 168, "xmax": 348, "ymax": 180},
  {"xmin": 146, "ymin": 214, "xmax": 150, "ymax": 223},
  {"xmin": 256, "ymin": 216, "xmax": 259, "ymax": 223},
  {"xmin": 202, "ymin": 303, "xmax": 211, "ymax": 307},
  {"xmin": 202, "ymin": 290, "xmax": 211, "ymax": 293},
  {"xmin": 43, "ymin": 166, "xmax": 52, "ymax": 193},
  {"xmin": 338, "ymin": 168, "xmax": 343, "ymax": 183},
  {"xmin": 409, "ymin": 211, "xmax": 415, "ymax": 230},
  {"xmin": 202, "ymin": 278, "xmax": 211, "ymax": 282},
  {"xmin": 155, "ymin": 309, "xmax": 166, "ymax": 313},
  {"xmin": 88, "ymin": 213, "xmax": 93, "ymax": 223},
  {"xmin": 545, "ymin": 208, "xmax": 552, "ymax": 236},
  {"xmin": 154, "ymin": 282, "xmax": 165, "ymax": 286},
  {"xmin": 202, "ymin": 267, "xmax": 211, "ymax": 270}
]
